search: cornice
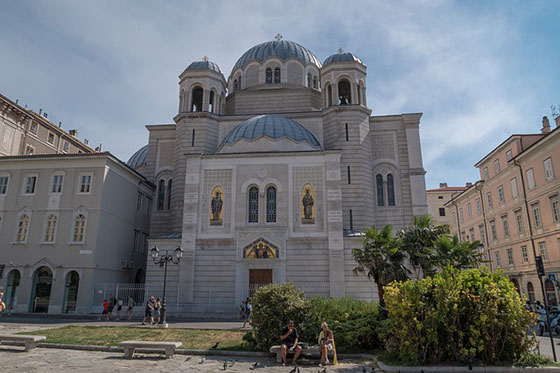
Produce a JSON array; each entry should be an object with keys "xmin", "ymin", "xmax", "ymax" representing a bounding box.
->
[{"xmin": 195, "ymin": 149, "xmax": 341, "ymax": 159}]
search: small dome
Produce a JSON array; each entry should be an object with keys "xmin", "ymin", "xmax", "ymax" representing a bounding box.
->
[
  {"xmin": 127, "ymin": 145, "xmax": 148, "ymax": 169},
  {"xmin": 323, "ymin": 49, "xmax": 363, "ymax": 66},
  {"xmin": 232, "ymin": 38, "xmax": 321, "ymax": 73},
  {"xmin": 185, "ymin": 58, "xmax": 222, "ymax": 74},
  {"xmin": 220, "ymin": 115, "xmax": 320, "ymax": 151}
]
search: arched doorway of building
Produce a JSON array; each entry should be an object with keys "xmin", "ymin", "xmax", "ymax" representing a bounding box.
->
[
  {"xmin": 30, "ymin": 266, "xmax": 53, "ymax": 313},
  {"xmin": 511, "ymin": 278, "xmax": 520, "ymax": 294},
  {"xmin": 63, "ymin": 271, "xmax": 79, "ymax": 313},
  {"xmin": 545, "ymin": 279, "xmax": 558, "ymax": 306},
  {"xmin": 527, "ymin": 282, "xmax": 536, "ymax": 303},
  {"xmin": 5, "ymin": 269, "xmax": 21, "ymax": 312},
  {"xmin": 135, "ymin": 269, "xmax": 145, "ymax": 284}
]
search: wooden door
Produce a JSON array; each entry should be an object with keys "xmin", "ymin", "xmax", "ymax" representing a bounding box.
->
[{"xmin": 249, "ymin": 269, "xmax": 272, "ymax": 297}]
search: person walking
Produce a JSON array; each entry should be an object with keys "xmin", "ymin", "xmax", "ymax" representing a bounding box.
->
[
  {"xmin": 116, "ymin": 297, "xmax": 123, "ymax": 320},
  {"xmin": 0, "ymin": 291, "xmax": 5, "ymax": 319},
  {"xmin": 101, "ymin": 299, "xmax": 109, "ymax": 320},
  {"xmin": 142, "ymin": 296, "xmax": 155, "ymax": 325},
  {"xmin": 107, "ymin": 293, "xmax": 115, "ymax": 321},
  {"xmin": 243, "ymin": 298, "xmax": 252, "ymax": 328},
  {"xmin": 126, "ymin": 296, "xmax": 134, "ymax": 320},
  {"xmin": 154, "ymin": 297, "xmax": 161, "ymax": 324}
]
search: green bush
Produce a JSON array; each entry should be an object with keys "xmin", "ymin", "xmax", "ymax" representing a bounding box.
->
[
  {"xmin": 383, "ymin": 268, "xmax": 536, "ymax": 365},
  {"xmin": 250, "ymin": 283, "xmax": 381, "ymax": 352}
]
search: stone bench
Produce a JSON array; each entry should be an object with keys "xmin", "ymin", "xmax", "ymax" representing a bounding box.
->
[
  {"xmin": 270, "ymin": 344, "xmax": 322, "ymax": 363},
  {"xmin": 119, "ymin": 341, "xmax": 182, "ymax": 359},
  {"xmin": 0, "ymin": 335, "xmax": 46, "ymax": 351}
]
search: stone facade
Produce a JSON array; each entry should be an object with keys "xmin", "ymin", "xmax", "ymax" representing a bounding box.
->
[
  {"xmin": 426, "ymin": 183, "xmax": 468, "ymax": 227},
  {"xmin": 129, "ymin": 38, "xmax": 428, "ymax": 315},
  {"xmin": 446, "ymin": 116, "xmax": 560, "ymax": 306},
  {"xmin": 0, "ymin": 153, "xmax": 153, "ymax": 314}
]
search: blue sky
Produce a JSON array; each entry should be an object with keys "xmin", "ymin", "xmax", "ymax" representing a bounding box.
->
[{"xmin": 1, "ymin": 0, "xmax": 558, "ymax": 188}]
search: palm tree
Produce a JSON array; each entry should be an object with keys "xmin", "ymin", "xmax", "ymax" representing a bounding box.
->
[
  {"xmin": 352, "ymin": 225, "xmax": 409, "ymax": 307},
  {"xmin": 432, "ymin": 235, "xmax": 485, "ymax": 270},
  {"xmin": 399, "ymin": 214, "xmax": 449, "ymax": 278}
]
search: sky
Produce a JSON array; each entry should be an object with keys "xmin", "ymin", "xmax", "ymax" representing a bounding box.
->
[{"xmin": 1, "ymin": 0, "xmax": 559, "ymax": 189}]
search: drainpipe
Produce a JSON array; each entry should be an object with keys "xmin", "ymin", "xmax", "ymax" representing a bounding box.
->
[
  {"xmin": 450, "ymin": 194, "xmax": 461, "ymax": 241},
  {"xmin": 514, "ymin": 158, "xmax": 557, "ymax": 361},
  {"xmin": 475, "ymin": 182, "xmax": 493, "ymax": 272}
]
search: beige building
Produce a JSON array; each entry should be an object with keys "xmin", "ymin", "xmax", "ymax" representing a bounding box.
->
[
  {"xmin": 426, "ymin": 183, "xmax": 468, "ymax": 227},
  {"xmin": 126, "ymin": 37, "xmax": 429, "ymax": 315},
  {"xmin": 0, "ymin": 153, "xmax": 153, "ymax": 314},
  {"xmin": 0, "ymin": 93, "xmax": 93, "ymax": 157},
  {"xmin": 446, "ymin": 116, "xmax": 560, "ymax": 305}
]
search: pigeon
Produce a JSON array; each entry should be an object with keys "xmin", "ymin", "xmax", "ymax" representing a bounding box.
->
[
  {"xmin": 362, "ymin": 367, "xmax": 367, "ymax": 373},
  {"xmin": 288, "ymin": 366, "xmax": 298, "ymax": 373},
  {"xmin": 184, "ymin": 356, "xmax": 192, "ymax": 362},
  {"xmin": 249, "ymin": 361, "xmax": 259, "ymax": 370},
  {"xmin": 199, "ymin": 357, "xmax": 205, "ymax": 364},
  {"xmin": 211, "ymin": 341, "xmax": 220, "ymax": 349},
  {"xmin": 223, "ymin": 361, "xmax": 228, "ymax": 370},
  {"xmin": 319, "ymin": 367, "xmax": 327, "ymax": 373}
]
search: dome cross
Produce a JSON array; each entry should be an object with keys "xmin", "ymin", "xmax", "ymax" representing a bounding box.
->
[{"xmin": 275, "ymin": 33, "xmax": 283, "ymax": 41}]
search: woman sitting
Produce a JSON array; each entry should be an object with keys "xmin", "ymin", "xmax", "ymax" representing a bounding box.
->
[{"xmin": 318, "ymin": 322, "xmax": 335, "ymax": 366}]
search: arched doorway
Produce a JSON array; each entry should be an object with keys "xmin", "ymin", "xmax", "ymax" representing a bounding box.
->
[
  {"xmin": 5, "ymin": 270, "xmax": 21, "ymax": 312},
  {"xmin": 135, "ymin": 269, "xmax": 145, "ymax": 284},
  {"xmin": 545, "ymin": 279, "xmax": 558, "ymax": 306},
  {"xmin": 30, "ymin": 266, "xmax": 53, "ymax": 313},
  {"xmin": 511, "ymin": 278, "xmax": 520, "ymax": 294},
  {"xmin": 527, "ymin": 281, "xmax": 536, "ymax": 303},
  {"xmin": 338, "ymin": 79, "xmax": 351, "ymax": 105},
  {"xmin": 63, "ymin": 271, "xmax": 79, "ymax": 313}
]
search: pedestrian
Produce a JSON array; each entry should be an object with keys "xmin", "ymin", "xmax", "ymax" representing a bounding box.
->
[
  {"xmin": 102, "ymin": 299, "xmax": 109, "ymax": 320},
  {"xmin": 142, "ymin": 296, "xmax": 155, "ymax": 325},
  {"xmin": 154, "ymin": 297, "xmax": 161, "ymax": 324},
  {"xmin": 239, "ymin": 301, "xmax": 245, "ymax": 320},
  {"xmin": 126, "ymin": 296, "xmax": 134, "ymax": 320},
  {"xmin": 0, "ymin": 291, "xmax": 5, "ymax": 319},
  {"xmin": 116, "ymin": 297, "xmax": 123, "ymax": 320},
  {"xmin": 107, "ymin": 293, "xmax": 115, "ymax": 320},
  {"xmin": 243, "ymin": 298, "xmax": 252, "ymax": 328}
]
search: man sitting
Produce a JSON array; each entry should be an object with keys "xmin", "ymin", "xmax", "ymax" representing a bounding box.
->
[{"xmin": 280, "ymin": 320, "xmax": 302, "ymax": 366}]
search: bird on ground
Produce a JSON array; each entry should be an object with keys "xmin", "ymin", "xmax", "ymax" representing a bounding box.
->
[
  {"xmin": 184, "ymin": 356, "xmax": 192, "ymax": 362},
  {"xmin": 210, "ymin": 341, "xmax": 220, "ymax": 349},
  {"xmin": 199, "ymin": 357, "xmax": 205, "ymax": 364},
  {"xmin": 319, "ymin": 367, "xmax": 327, "ymax": 373},
  {"xmin": 223, "ymin": 361, "xmax": 228, "ymax": 370},
  {"xmin": 362, "ymin": 367, "xmax": 367, "ymax": 373},
  {"xmin": 249, "ymin": 361, "xmax": 259, "ymax": 370},
  {"xmin": 288, "ymin": 366, "xmax": 298, "ymax": 373}
]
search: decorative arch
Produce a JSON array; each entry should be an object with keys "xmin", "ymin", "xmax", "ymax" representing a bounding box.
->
[
  {"xmin": 191, "ymin": 86, "xmax": 204, "ymax": 112},
  {"xmin": 63, "ymin": 271, "xmax": 80, "ymax": 313},
  {"xmin": 527, "ymin": 281, "xmax": 536, "ymax": 302},
  {"xmin": 338, "ymin": 79, "xmax": 352, "ymax": 105},
  {"xmin": 301, "ymin": 183, "xmax": 315, "ymax": 224},
  {"xmin": 209, "ymin": 89, "xmax": 216, "ymax": 113},
  {"xmin": 210, "ymin": 185, "xmax": 224, "ymax": 225},
  {"xmin": 243, "ymin": 238, "xmax": 279, "ymax": 259},
  {"xmin": 5, "ymin": 269, "xmax": 21, "ymax": 312},
  {"xmin": 266, "ymin": 185, "xmax": 277, "ymax": 223},
  {"xmin": 373, "ymin": 164, "xmax": 401, "ymax": 207},
  {"xmin": 248, "ymin": 185, "xmax": 259, "ymax": 223},
  {"xmin": 30, "ymin": 266, "xmax": 53, "ymax": 313}
]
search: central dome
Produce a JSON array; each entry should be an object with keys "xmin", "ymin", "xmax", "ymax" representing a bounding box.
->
[
  {"xmin": 232, "ymin": 39, "xmax": 321, "ymax": 72},
  {"xmin": 219, "ymin": 115, "xmax": 321, "ymax": 153}
]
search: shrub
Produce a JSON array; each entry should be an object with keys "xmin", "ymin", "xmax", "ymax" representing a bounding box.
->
[
  {"xmin": 250, "ymin": 283, "xmax": 314, "ymax": 351},
  {"xmin": 383, "ymin": 268, "xmax": 536, "ymax": 365},
  {"xmin": 250, "ymin": 283, "xmax": 381, "ymax": 352}
]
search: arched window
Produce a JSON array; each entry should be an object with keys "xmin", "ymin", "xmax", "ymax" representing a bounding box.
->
[
  {"xmin": 546, "ymin": 279, "xmax": 558, "ymax": 306},
  {"xmin": 307, "ymin": 73, "xmax": 312, "ymax": 88},
  {"xmin": 191, "ymin": 87, "xmax": 203, "ymax": 112},
  {"xmin": 63, "ymin": 271, "xmax": 79, "ymax": 313},
  {"xmin": 376, "ymin": 174, "xmax": 384, "ymax": 206},
  {"xmin": 166, "ymin": 179, "xmax": 172, "ymax": 210},
  {"xmin": 209, "ymin": 91, "xmax": 215, "ymax": 113},
  {"xmin": 5, "ymin": 270, "xmax": 20, "ymax": 312},
  {"xmin": 274, "ymin": 68, "xmax": 281, "ymax": 83},
  {"xmin": 44, "ymin": 214, "xmax": 57, "ymax": 242},
  {"xmin": 338, "ymin": 79, "xmax": 351, "ymax": 105},
  {"xmin": 73, "ymin": 214, "xmax": 86, "ymax": 242},
  {"xmin": 16, "ymin": 214, "xmax": 29, "ymax": 242},
  {"xmin": 157, "ymin": 179, "xmax": 165, "ymax": 210},
  {"xmin": 266, "ymin": 68, "xmax": 272, "ymax": 84},
  {"xmin": 266, "ymin": 186, "xmax": 277, "ymax": 223},
  {"xmin": 527, "ymin": 282, "xmax": 536, "ymax": 303},
  {"xmin": 327, "ymin": 84, "xmax": 333, "ymax": 107},
  {"xmin": 248, "ymin": 186, "xmax": 259, "ymax": 223},
  {"xmin": 313, "ymin": 76, "xmax": 318, "ymax": 89},
  {"xmin": 387, "ymin": 174, "xmax": 395, "ymax": 206}
]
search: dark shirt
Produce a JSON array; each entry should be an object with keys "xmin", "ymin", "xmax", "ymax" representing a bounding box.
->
[
  {"xmin": 281, "ymin": 326, "xmax": 298, "ymax": 345},
  {"xmin": 145, "ymin": 300, "xmax": 154, "ymax": 312}
]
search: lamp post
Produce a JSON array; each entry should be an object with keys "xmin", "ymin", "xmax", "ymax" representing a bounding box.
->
[{"xmin": 151, "ymin": 245, "xmax": 183, "ymax": 327}]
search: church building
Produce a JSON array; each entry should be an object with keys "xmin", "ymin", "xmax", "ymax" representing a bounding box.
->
[{"xmin": 127, "ymin": 36, "xmax": 428, "ymax": 315}]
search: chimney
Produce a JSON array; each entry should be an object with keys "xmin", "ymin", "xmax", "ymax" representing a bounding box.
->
[
  {"xmin": 541, "ymin": 116, "xmax": 551, "ymax": 134},
  {"xmin": 466, "ymin": 182, "xmax": 472, "ymax": 187},
  {"xmin": 439, "ymin": 182, "xmax": 448, "ymax": 188},
  {"xmin": 555, "ymin": 115, "xmax": 560, "ymax": 129},
  {"xmin": 69, "ymin": 129, "xmax": 78, "ymax": 137}
]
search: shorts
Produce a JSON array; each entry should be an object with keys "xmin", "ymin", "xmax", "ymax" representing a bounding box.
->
[
  {"xmin": 117, "ymin": 306, "xmax": 122, "ymax": 311},
  {"xmin": 282, "ymin": 342, "xmax": 296, "ymax": 350},
  {"xmin": 325, "ymin": 342, "xmax": 333, "ymax": 351},
  {"xmin": 244, "ymin": 312, "xmax": 251, "ymax": 320},
  {"xmin": 102, "ymin": 310, "xmax": 108, "ymax": 314},
  {"xmin": 145, "ymin": 310, "xmax": 152, "ymax": 318}
]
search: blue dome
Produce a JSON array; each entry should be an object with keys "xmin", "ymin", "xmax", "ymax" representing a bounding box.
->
[
  {"xmin": 233, "ymin": 39, "xmax": 321, "ymax": 72},
  {"xmin": 127, "ymin": 145, "xmax": 148, "ymax": 169},
  {"xmin": 323, "ymin": 49, "xmax": 363, "ymax": 66},
  {"xmin": 221, "ymin": 115, "xmax": 321, "ymax": 149},
  {"xmin": 185, "ymin": 59, "xmax": 222, "ymax": 74}
]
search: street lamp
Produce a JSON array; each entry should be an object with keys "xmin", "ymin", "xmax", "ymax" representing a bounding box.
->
[{"xmin": 151, "ymin": 245, "xmax": 183, "ymax": 327}]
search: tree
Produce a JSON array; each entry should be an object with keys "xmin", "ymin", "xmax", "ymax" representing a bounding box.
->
[
  {"xmin": 432, "ymin": 235, "xmax": 485, "ymax": 270},
  {"xmin": 399, "ymin": 214, "xmax": 449, "ymax": 278},
  {"xmin": 352, "ymin": 225, "xmax": 409, "ymax": 307}
]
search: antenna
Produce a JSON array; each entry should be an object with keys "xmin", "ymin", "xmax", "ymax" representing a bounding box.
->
[
  {"xmin": 15, "ymin": 99, "xmax": 18, "ymax": 104},
  {"xmin": 552, "ymin": 105, "xmax": 559, "ymax": 119},
  {"xmin": 58, "ymin": 121, "xmax": 62, "ymax": 127},
  {"xmin": 39, "ymin": 108, "xmax": 42, "ymax": 115}
]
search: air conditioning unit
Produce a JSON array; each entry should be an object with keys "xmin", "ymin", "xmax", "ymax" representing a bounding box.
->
[{"xmin": 121, "ymin": 260, "xmax": 134, "ymax": 269}]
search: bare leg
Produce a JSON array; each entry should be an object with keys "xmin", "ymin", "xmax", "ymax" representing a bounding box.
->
[
  {"xmin": 281, "ymin": 345, "xmax": 287, "ymax": 364},
  {"xmin": 293, "ymin": 345, "xmax": 302, "ymax": 363},
  {"xmin": 320, "ymin": 344, "xmax": 326, "ymax": 364}
]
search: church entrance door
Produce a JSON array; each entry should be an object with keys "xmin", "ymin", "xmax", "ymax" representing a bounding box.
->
[{"xmin": 249, "ymin": 269, "xmax": 272, "ymax": 298}]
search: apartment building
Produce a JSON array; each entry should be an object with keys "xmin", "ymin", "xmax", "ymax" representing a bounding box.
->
[
  {"xmin": 447, "ymin": 116, "xmax": 560, "ymax": 305},
  {"xmin": 0, "ymin": 153, "xmax": 153, "ymax": 314},
  {"xmin": 0, "ymin": 93, "xmax": 93, "ymax": 157},
  {"xmin": 426, "ymin": 183, "xmax": 468, "ymax": 227}
]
